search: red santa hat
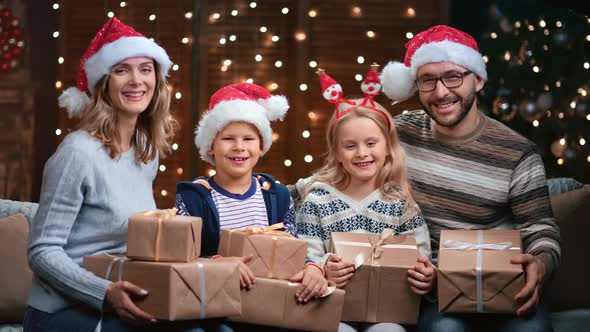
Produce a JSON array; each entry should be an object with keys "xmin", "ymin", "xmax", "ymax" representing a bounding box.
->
[
  {"xmin": 316, "ymin": 69, "xmax": 343, "ymax": 101},
  {"xmin": 381, "ymin": 25, "xmax": 487, "ymax": 103},
  {"xmin": 58, "ymin": 17, "xmax": 172, "ymax": 117},
  {"xmin": 194, "ymin": 83, "xmax": 289, "ymax": 165},
  {"xmin": 363, "ymin": 63, "xmax": 381, "ymax": 85}
]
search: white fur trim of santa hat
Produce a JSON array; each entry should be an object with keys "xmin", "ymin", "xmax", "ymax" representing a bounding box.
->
[{"xmin": 194, "ymin": 97, "xmax": 288, "ymax": 165}]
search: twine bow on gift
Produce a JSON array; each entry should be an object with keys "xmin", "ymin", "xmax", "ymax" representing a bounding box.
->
[
  {"xmin": 442, "ymin": 231, "xmax": 520, "ymax": 313},
  {"xmin": 143, "ymin": 208, "xmax": 178, "ymax": 261},
  {"xmin": 368, "ymin": 228, "xmax": 395, "ymax": 265},
  {"xmin": 243, "ymin": 222, "xmax": 293, "ymax": 237}
]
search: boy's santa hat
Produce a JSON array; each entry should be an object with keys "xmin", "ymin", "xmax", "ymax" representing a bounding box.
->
[
  {"xmin": 380, "ymin": 25, "xmax": 487, "ymax": 103},
  {"xmin": 58, "ymin": 17, "xmax": 172, "ymax": 117},
  {"xmin": 195, "ymin": 83, "xmax": 289, "ymax": 165}
]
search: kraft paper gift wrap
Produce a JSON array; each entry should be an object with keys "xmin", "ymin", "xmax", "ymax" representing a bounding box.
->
[
  {"xmin": 127, "ymin": 209, "xmax": 201, "ymax": 262},
  {"xmin": 437, "ymin": 229, "xmax": 525, "ymax": 314},
  {"xmin": 218, "ymin": 223, "xmax": 307, "ymax": 279},
  {"xmin": 330, "ymin": 230, "xmax": 421, "ymax": 324},
  {"xmin": 84, "ymin": 254, "xmax": 241, "ymax": 320},
  {"xmin": 229, "ymin": 277, "xmax": 345, "ymax": 331}
]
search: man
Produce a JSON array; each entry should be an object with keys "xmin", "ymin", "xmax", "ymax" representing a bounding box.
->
[{"xmin": 380, "ymin": 25, "xmax": 560, "ymax": 331}]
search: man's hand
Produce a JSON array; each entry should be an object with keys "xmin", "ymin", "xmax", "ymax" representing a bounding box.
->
[
  {"xmin": 324, "ymin": 254, "xmax": 355, "ymax": 288},
  {"xmin": 106, "ymin": 281, "xmax": 155, "ymax": 323},
  {"xmin": 289, "ymin": 265, "xmax": 328, "ymax": 303},
  {"xmin": 407, "ymin": 257, "xmax": 436, "ymax": 295},
  {"xmin": 511, "ymin": 254, "xmax": 546, "ymax": 316}
]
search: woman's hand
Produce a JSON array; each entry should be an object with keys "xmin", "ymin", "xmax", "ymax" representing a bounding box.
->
[
  {"xmin": 407, "ymin": 257, "xmax": 436, "ymax": 295},
  {"xmin": 289, "ymin": 264, "xmax": 328, "ymax": 303},
  {"xmin": 324, "ymin": 254, "xmax": 355, "ymax": 288},
  {"xmin": 105, "ymin": 281, "xmax": 155, "ymax": 323}
]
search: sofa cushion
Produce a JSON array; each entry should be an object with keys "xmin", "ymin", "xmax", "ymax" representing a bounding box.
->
[
  {"xmin": 547, "ymin": 185, "xmax": 590, "ymax": 311},
  {"xmin": 0, "ymin": 214, "xmax": 32, "ymax": 323}
]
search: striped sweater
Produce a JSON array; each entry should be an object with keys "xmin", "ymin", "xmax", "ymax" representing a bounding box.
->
[{"xmin": 394, "ymin": 110, "xmax": 560, "ymax": 277}]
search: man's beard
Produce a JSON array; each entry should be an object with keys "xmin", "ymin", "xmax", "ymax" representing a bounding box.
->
[{"xmin": 421, "ymin": 91, "xmax": 477, "ymax": 128}]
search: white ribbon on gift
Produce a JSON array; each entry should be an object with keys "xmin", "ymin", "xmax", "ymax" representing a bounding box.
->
[
  {"xmin": 441, "ymin": 231, "xmax": 520, "ymax": 313},
  {"xmin": 95, "ymin": 256, "xmax": 129, "ymax": 332},
  {"xmin": 196, "ymin": 262, "xmax": 207, "ymax": 319},
  {"xmin": 332, "ymin": 240, "xmax": 418, "ymax": 269}
]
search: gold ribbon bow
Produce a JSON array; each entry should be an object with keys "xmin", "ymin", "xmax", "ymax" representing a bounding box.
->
[
  {"xmin": 368, "ymin": 228, "xmax": 395, "ymax": 264},
  {"xmin": 243, "ymin": 222, "xmax": 292, "ymax": 237},
  {"xmin": 143, "ymin": 208, "xmax": 178, "ymax": 261}
]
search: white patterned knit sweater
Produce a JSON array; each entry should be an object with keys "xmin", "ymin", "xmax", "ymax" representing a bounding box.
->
[{"xmin": 296, "ymin": 182, "xmax": 431, "ymax": 267}]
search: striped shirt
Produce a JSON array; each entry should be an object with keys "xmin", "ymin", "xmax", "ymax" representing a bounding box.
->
[
  {"xmin": 394, "ymin": 110, "xmax": 560, "ymax": 277},
  {"xmin": 209, "ymin": 176, "xmax": 269, "ymax": 230}
]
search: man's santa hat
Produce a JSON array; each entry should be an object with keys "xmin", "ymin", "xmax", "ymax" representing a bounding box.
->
[
  {"xmin": 195, "ymin": 83, "xmax": 289, "ymax": 165},
  {"xmin": 380, "ymin": 25, "xmax": 487, "ymax": 103},
  {"xmin": 58, "ymin": 17, "xmax": 172, "ymax": 117}
]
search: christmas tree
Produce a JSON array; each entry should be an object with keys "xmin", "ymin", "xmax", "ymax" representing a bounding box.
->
[{"xmin": 476, "ymin": 3, "xmax": 590, "ymax": 182}]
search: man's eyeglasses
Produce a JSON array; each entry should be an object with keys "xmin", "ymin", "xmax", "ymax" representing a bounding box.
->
[{"xmin": 415, "ymin": 70, "xmax": 473, "ymax": 92}]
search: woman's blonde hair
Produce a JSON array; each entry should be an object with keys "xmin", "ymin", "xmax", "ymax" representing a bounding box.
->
[
  {"xmin": 310, "ymin": 101, "xmax": 414, "ymax": 205},
  {"xmin": 77, "ymin": 61, "xmax": 178, "ymax": 163}
]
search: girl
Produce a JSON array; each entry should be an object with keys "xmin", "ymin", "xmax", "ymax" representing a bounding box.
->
[
  {"xmin": 296, "ymin": 68, "xmax": 434, "ymax": 332},
  {"xmin": 24, "ymin": 17, "xmax": 217, "ymax": 332}
]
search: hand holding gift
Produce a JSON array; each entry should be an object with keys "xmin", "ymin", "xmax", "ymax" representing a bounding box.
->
[
  {"xmin": 325, "ymin": 254, "xmax": 355, "ymax": 289},
  {"xmin": 511, "ymin": 253, "xmax": 546, "ymax": 316},
  {"xmin": 105, "ymin": 281, "xmax": 155, "ymax": 323},
  {"xmin": 289, "ymin": 263, "xmax": 328, "ymax": 303},
  {"xmin": 213, "ymin": 255, "xmax": 256, "ymax": 290},
  {"xmin": 407, "ymin": 257, "xmax": 437, "ymax": 295}
]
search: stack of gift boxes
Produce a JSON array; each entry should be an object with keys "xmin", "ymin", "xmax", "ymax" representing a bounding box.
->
[
  {"xmin": 83, "ymin": 209, "xmax": 344, "ymax": 331},
  {"xmin": 83, "ymin": 209, "xmax": 525, "ymax": 330}
]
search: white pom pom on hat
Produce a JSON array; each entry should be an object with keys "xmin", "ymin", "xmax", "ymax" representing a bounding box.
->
[
  {"xmin": 194, "ymin": 83, "xmax": 289, "ymax": 165},
  {"xmin": 380, "ymin": 25, "xmax": 487, "ymax": 103}
]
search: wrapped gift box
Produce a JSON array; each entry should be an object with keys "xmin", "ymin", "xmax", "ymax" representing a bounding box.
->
[
  {"xmin": 330, "ymin": 231, "xmax": 420, "ymax": 324},
  {"xmin": 217, "ymin": 225, "xmax": 307, "ymax": 279},
  {"xmin": 437, "ymin": 229, "xmax": 525, "ymax": 314},
  {"xmin": 127, "ymin": 209, "xmax": 201, "ymax": 262},
  {"xmin": 229, "ymin": 277, "xmax": 345, "ymax": 331},
  {"xmin": 84, "ymin": 254, "xmax": 241, "ymax": 320}
]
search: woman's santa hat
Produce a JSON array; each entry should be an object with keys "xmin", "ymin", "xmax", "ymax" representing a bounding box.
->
[
  {"xmin": 194, "ymin": 83, "xmax": 289, "ymax": 165},
  {"xmin": 380, "ymin": 25, "xmax": 487, "ymax": 103},
  {"xmin": 58, "ymin": 17, "xmax": 172, "ymax": 117}
]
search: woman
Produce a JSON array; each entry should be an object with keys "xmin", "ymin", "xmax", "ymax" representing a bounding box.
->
[{"xmin": 23, "ymin": 17, "xmax": 210, "ymax": 332}]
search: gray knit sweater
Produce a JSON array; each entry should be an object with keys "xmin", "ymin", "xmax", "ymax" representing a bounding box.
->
[{"xmin": 27, "ymin": 130, "xmax": 158, "ymax": 313}]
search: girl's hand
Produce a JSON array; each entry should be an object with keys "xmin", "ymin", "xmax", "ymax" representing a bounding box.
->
[
  {"xmin": 289, "ymin": 264, "xmax": 328, "ymax": 303},
  {"xmin": 407, "ymin": 257, "xmax": 436, "ymax": 295},
  {"xmin": 106, "ymin": 281, "xmax": 156, "ymax": 323},
  {"xmin": 213, "ymin": 255, "xmax": 256, "ymax": 289},
  {"xmin": 325, "ymin": 254, "xmax": 355, "ymax": 288}
]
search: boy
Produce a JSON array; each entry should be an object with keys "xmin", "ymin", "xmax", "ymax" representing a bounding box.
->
[{"xmin": 176, "ymin": 83, "xmax": 326, "ymax": 302}]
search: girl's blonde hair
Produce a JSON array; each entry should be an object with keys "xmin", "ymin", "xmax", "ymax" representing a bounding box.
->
[
  {"xmin": 77, "ymin": 61, "xmax": 178, "ymax": 163},
  {"xmin": 310, "ymin": 101, "xmax": 414, "ymax": 206}
]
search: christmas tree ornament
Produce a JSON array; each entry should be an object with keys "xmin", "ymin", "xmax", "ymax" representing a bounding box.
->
[{"xmin": 492, "ymin": 96, "xmax": 516, "ymax": 121}]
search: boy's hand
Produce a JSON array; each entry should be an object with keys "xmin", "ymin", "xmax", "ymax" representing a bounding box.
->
[
  {"xmin": 407, "ymin": 257, "xmax": 436, "ymax": 295},
  {"xmin": 324, "ymin": 254, "xmax": 355, "ymax": 288},
  {"xmin": 289, "ymin": 265, "xmax": 328, "ymax": 303},
  {"xmin": 213, "ymin": 255, "xmax": 256, "ymax": 289},
  {"xmin": 106, "ymin": 281, "xmax": 156, "ymax": 323}
]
